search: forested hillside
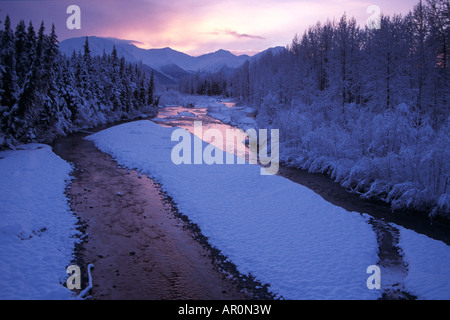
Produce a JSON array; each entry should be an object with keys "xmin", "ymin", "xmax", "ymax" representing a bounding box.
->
[
  {"xmin": 179, "ymin": 0, "xmax": 449, "ymax": 217},
  {"xmin": 0, "ymin": 17, "xmax": 158, "ymax": 147}
]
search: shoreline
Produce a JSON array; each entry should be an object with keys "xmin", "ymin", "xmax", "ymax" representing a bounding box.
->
[
  {"xmin": 51, "ymin": 104, "xmax": 449, "ymax": 300},
  {"xmin": 205, "ymin": 99, "xmax": 450, "ymax": 244},
  {"xmin": 53, "ymin": 131, "xmax": 267, "ymax": 300}
]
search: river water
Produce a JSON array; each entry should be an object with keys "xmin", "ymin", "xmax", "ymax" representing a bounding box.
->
[{"xmin": 52, "ymin": 121, "xmax": 252, "ymax": 300}]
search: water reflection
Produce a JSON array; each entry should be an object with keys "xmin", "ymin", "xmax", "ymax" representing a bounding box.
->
[{"xmin": 153, "ymin": 105, "xmax": 259, "ymax": 164}]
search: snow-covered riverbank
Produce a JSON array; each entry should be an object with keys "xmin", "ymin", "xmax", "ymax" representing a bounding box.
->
[
  {"xmin": 0, "ymin": 144, "xmax": 79, "ymax": 299},
  {"xmin": 1, "ymin": 120, "xmax": 449, "ymax": 300},
  {"xmin": 87, "ymin": 120, "xmax": 382, "ymax": 300}
]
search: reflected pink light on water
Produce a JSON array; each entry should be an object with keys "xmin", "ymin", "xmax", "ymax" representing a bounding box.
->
[{"xmin": 154, "ymin": 104, "xmax": 258, "ymax": 164}]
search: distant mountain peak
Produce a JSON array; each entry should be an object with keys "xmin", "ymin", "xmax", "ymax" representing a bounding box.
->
[
  {"xmin": 58, "ymin": 36, "xmax": 286, "ymax": 83},
  {"xmin": 215, "ymin": 49, "xmax": 233, "ymax": 55},
  {"xmin": 159, "ymin": 47, "xmax": 177, "ymax": 52}
]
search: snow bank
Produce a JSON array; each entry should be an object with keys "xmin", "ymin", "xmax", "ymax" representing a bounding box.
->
[
  {"xmin": 159, "ymin": 90, "xmax": 218, "ymax": 108},
  {"xmin": 177, "ymin": 111, "xmax": 197, "ymax": 117},
  {"xmin": 87, "ymin": 120, "xmax": 380, "ymax": 300},
  {"xmin": 206, "ymin": 101, "xmax": 257, "ymax": 132},
  {"xmin": 0, "ymin": 144, "xmax": 78, "ymax": 300},
  {"xmin": 396, "ymin": 226, "xmax": 450, "ymax": 300}
]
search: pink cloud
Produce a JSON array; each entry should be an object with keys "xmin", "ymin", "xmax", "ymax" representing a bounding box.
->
[
  {"xmin": 207, "ymin": 29, "xmax": 266, "ymax": 40},
  {"xmin": 0, "ymin": 0, "xmax": 418, "ymax": 56}
]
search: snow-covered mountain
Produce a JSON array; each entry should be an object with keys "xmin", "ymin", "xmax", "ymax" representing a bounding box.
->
[
  {"xmin": 59, "ymin": 36, "xmax": 286, "ymax": 84},
  {"xmin": 59, "ymin": 37, "xmax": 240, "ymax": 82},
  {"xmin": 251, "ymin": 46, "xmax": 286, "ymax": 60}
]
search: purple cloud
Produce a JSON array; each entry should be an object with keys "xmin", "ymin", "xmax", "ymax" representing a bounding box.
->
[{"xmin": 219, "ymin": 29, "xmax": 266, "ymax": 40}]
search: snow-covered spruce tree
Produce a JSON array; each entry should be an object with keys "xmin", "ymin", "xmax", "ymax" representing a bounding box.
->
[
  {"xmin": 10, "ymin": 21, "xmax": 38, "ymax": 142},
  {"xmin": 38, "ymin": 24, "xmax": 62, "ymax": 137},
  {"xmin": 0, "ymin": 15, "xmax": 20, "ymax": 143},
  {"xmin": 0, "ymin": 15, "xmax": 18, "ymax": 109},
  {"xmin": 0, "ymin": 16, "xmax": 18, "ymax": 114},
  {"xmin": 0, "ymin": 23, "xmax": 158, "ymax": 147},
  {"xmin": 14, "ymin": 20, "xmax": 28, "ymax": 87},
  {"xmin": 147, "ymin": 69, "xmax": 155, "ymax": 105}
]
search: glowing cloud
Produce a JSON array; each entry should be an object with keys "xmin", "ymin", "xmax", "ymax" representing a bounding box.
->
[{"xmin": 0, "ymin": 0, "xmax": 418, "ymax": 56}]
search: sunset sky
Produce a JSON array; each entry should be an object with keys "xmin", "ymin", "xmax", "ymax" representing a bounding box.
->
[{"xmin": 0, "ymin": 0, "xmax": 419, "ymax": 56}]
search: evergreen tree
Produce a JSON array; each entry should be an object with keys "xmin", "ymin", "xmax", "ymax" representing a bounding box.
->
[
  {"xmin": 0, "ymin": 15, "xmax": 18, "ymax": 109},
  {"xmin": 83, "ymin": 36, "xmax": 91, "ymax": 65},
  {"xmin": 0, "ymin": 15, "xmax": 21, "ymax": 141},
  {"xmin": 0, "ymin": 17, "xmax": 158, "ymax": 146},
  {"xmin": 147, "ymin": 69, "xmax": 155, "ymax": 106},
  {"xmin": 14, "ymin": 20, "xmax": 28, "ymax": 86},
  {"xmin": 35, "ymin": 21, "xmax": 45, "ymax": 74},
  {"xmin": 60, "ymin": 59, "xmax": 78, "ymax": 122},
  {"xmin": 10, "ymin": 21, "xmax": 37, "ymax": 142},
  {"xmin": 25, "ymin": 21, "xmax": 36, "ymax": 54},
  {"xmin": 39, "ymin": 24, "xmax": 60, "ymax": 134}
]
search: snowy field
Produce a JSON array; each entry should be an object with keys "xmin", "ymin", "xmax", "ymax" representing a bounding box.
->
[
  {"xmin": 87, "ymin": 120, "xmax": 382, "ymax": 300},
  {"xmin": 204, "ymin": 100, "xmax": 450, "ymax": 299},
  {"xmin": 397, "ymin": 226, "xmax": 450, "ymax": 300},
  {"xmin": 0, "ymin": 144, "xmax": 78, "ymax": 300}
]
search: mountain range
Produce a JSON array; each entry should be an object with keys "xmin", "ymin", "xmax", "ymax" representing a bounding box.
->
[{"xmin": 59, "ymin": 36, "xmax": 285, "ymax": 85}]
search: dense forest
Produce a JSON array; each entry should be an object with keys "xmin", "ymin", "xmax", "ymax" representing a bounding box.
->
[
  {"xmin": 0, "ymin": 16, "xmax": 158, "ymax": 147},
  {"xmin": 179, "ymin": 0, "xmax": 449, "ymax": 217}
]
